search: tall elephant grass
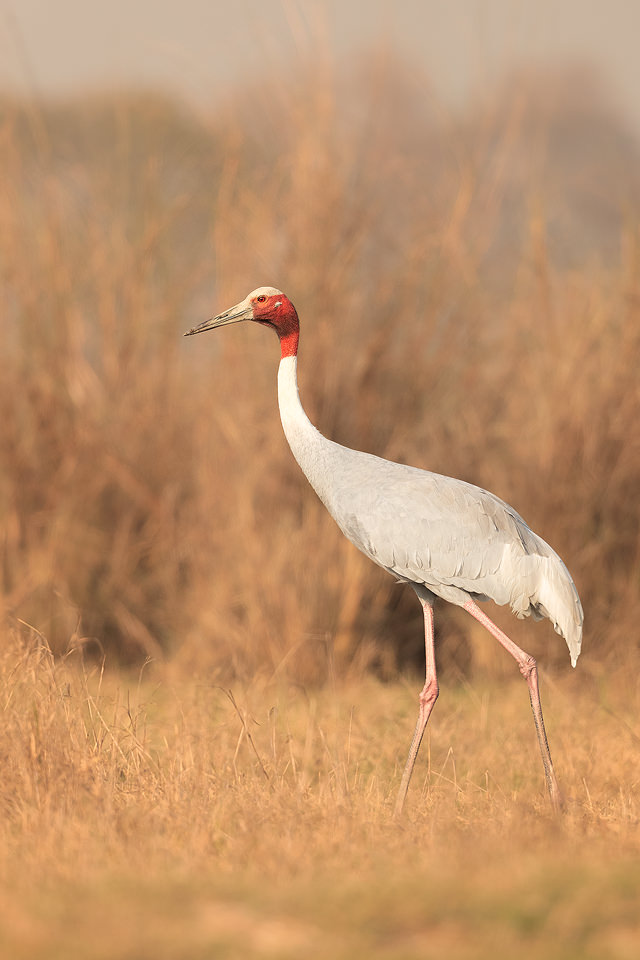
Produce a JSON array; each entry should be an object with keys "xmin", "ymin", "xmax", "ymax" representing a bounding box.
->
[{"xmin": 0, "ymin": 57, "xmax": 639, "ymax": 681}]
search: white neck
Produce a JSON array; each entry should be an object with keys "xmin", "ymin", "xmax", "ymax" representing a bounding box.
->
[
  {"xmin": 277, "ymin": 355, "xmax": 335, "ymax": 501},
  {"xmin": 277, "ymin": 355, "xmax": 318, "ymax": 451}
]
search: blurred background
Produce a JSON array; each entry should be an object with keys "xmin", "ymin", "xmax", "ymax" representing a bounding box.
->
[{"xmin": 1, "ymin": 0, "xmax": 639, "ymax": 681}]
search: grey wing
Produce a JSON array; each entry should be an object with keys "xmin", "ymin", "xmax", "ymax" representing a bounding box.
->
[
  {"xmin": 329, "ymin": 455, "xmax": 583, "ymax": 664},
  {"xmin": 336, "ymin": 466, "xmax": 517, "ymax": 599}
]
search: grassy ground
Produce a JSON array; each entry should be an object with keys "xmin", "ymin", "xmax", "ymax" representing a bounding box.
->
[{"xmin": 0, "ymin": 635, "xmax": 638, "ymax": 960}]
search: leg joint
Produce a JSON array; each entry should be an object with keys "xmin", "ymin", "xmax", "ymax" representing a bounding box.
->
[
  {"xmin": 419, "ymin": 676, "xmax": 439, "ymax": 708},
  {"xmin": 519, "ymin": 654, "xmax": 537, "ymax": 682}
]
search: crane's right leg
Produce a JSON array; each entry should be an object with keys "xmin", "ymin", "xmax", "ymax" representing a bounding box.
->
[
  {"xmin": 394, "ymin": 597, "xmax": 438, "ymax": 818},
  {"xmin": 463, "ymin": 598, "xmax": 562, "ymax": 813}
]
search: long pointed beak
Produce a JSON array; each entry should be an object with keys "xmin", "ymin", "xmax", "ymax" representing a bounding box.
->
[{"xmin": 184, "ymin": 300, "xmax": 253, "ymax": 337}]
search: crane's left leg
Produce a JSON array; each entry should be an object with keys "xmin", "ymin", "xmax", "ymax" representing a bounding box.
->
[
  {"xmin": 463, "ymin": 598, "xmax": 562, "ymax": 813},
  {"xmin": 394, "ymin": 597, "xmax": 438, "ymax": 818}
]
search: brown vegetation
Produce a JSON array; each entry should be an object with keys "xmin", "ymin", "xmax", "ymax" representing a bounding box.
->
[
  {"xmin": 0, "ymin": 631, "xmax": 638, "ymax": 958},
  {"xmin": 2, "ymin": 60, "xmax": 639, "ymax": 681},
  {"xmin": 1, "ymin": 54, "xmax": 639, "ymax": 957},
  {"xmin": 1, "ymin": 60, "xmax": 639, "ymax": 679}
]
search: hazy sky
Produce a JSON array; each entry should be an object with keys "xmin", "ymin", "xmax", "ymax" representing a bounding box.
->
[{"xmin": 2, "ymin": 0, "xmax": 640, "ymax": 134}]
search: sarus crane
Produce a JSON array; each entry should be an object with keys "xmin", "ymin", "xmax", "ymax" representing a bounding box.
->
[{"xmin": 185, "ymin": 286, "xmax": 583, "ymax": 815}]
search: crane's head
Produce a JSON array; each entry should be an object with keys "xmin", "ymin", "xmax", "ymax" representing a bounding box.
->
[{"xmin": 184, "ymin": 286, "xmax": 299, "ymax": 357}]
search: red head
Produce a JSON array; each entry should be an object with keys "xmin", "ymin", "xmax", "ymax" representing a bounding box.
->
[{"xmin": 185, "ymin": 286, "xmax": 299, "ymax": 358}]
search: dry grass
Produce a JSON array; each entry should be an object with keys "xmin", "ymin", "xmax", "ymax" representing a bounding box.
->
[
  {"xmin": 0, "ymin": 632, "xmax": 639, "ymax": 959},
  {"xmin": 1, "ymin": 49, "xmax": 640, "ymax": 958}
]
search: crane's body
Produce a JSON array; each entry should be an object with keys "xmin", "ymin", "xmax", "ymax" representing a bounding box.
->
[
  {"xmin": 186, "ymin": 286, "xmax": 583, "ymax": 815},
  {"xmin": 278, "ymin": 353, "xmax": 581, "ymax": 663}
]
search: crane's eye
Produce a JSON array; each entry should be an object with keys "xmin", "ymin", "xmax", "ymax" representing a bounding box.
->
[{"xmin": 256, "ymin": 295, "xmax": 267, "ymax": 303}]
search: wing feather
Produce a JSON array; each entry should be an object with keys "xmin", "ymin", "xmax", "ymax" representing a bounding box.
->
[{"xmin": 321, "ymin": 445, "xmax": 582, "ymax": 663}]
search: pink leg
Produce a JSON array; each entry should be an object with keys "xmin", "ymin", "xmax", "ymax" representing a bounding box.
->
[
  {"xmin": 394, "ymin": 598, "xmax": 438, "ymax": 817},
  {"xmin": 463, "ymin": 598, "xmax": 562, "ymax": 812}
]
